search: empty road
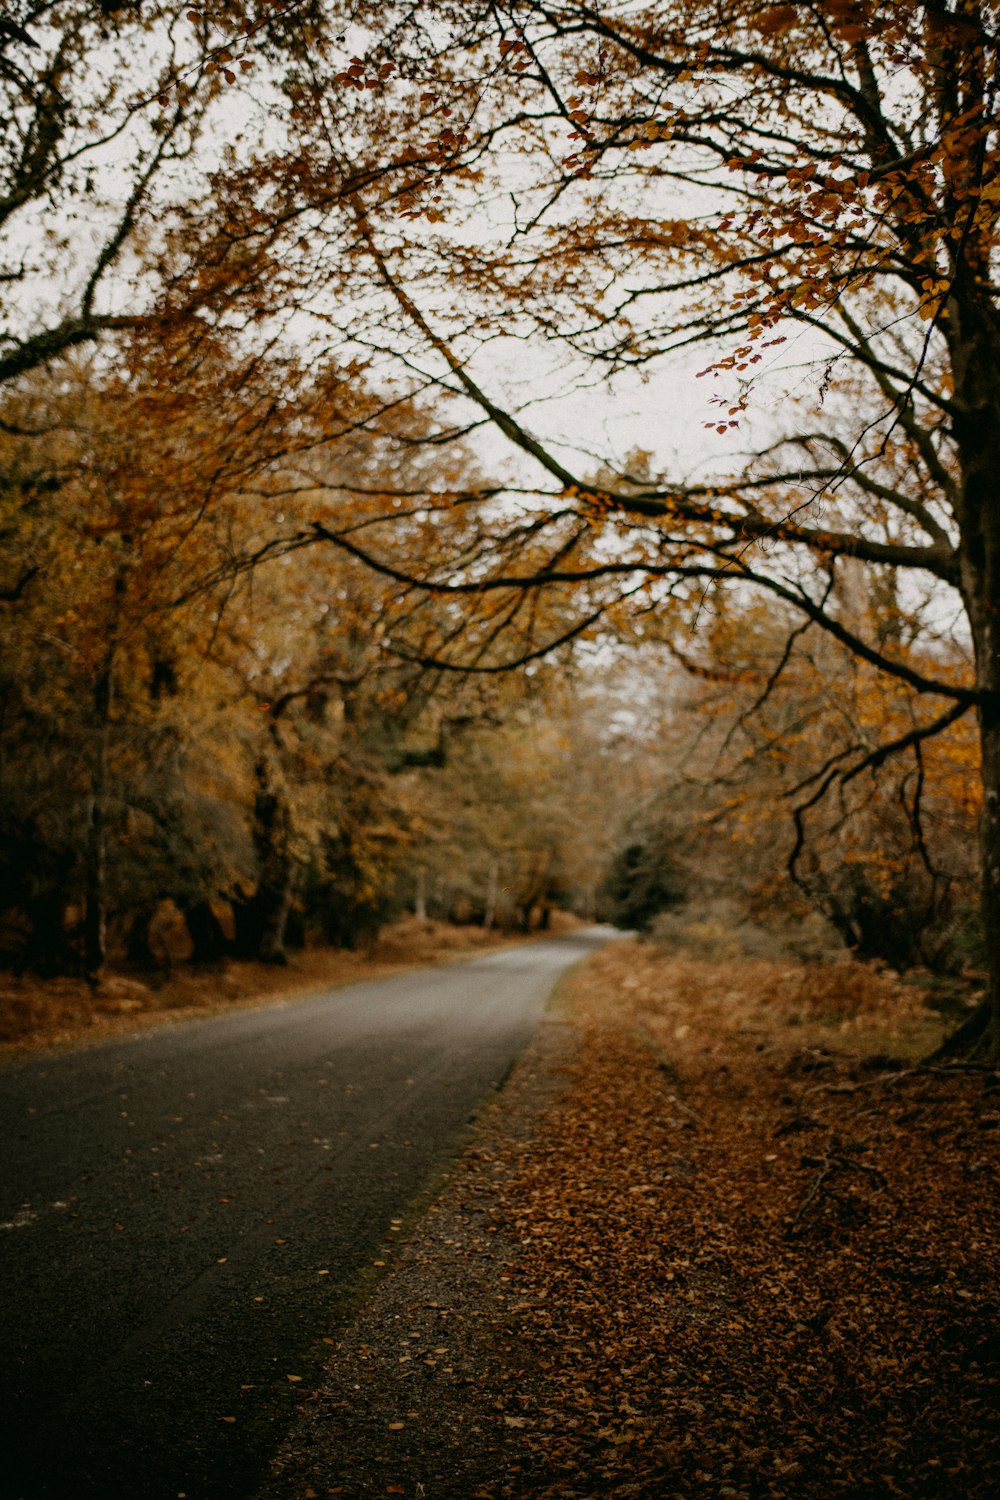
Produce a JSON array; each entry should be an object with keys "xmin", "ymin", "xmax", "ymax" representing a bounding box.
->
[{"xmin": 0, "ymin": 929, "xmax": 609, "ymax": 1500}]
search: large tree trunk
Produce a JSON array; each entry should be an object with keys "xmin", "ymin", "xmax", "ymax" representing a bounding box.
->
[
  {"xmin": 949, "ymin": 291, "xmax": 1000, "ymax": 1056},
  {"xmin": 960, "ymin": 598, "xmax": 1000, "ymax": 1057},
  {"xmin": 977, "ymin": 701, "xmax": 1000, "ymax": 1057}
]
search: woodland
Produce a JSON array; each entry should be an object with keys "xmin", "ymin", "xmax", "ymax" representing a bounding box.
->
[{"xmin": 1, "ymin": 1, "xmax": 998, "ymax": 1054}]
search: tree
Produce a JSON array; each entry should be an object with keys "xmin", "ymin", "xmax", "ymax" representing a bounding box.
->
[
  {"xmin": 0, "ymin": 349, "xmax": 281, "ymax": 977},
  {"xmin": 609, "ymin": 598, "xmax": 981, "ymax": 967},
  {"xmin": 6, "ymin": 2, "xmax": 1000, "ymax": 1049},
  {"xmin": 206, "ymin": 0, "xmax": 996, "ymax": 1051},
  {"xmin": 0, "ymin": 338, "xmax": 546, "ymax": 972},
  {"xmin": 2, "ymin": 2, "xmax": 191, "ymax": 383},
  {"xmin": 0, "ymin": 0, "xmax": 323, "ymax": 387}
]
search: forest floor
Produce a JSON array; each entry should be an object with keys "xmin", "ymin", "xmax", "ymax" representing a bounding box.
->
[
  {"xmin": 0, "ymin": 916, "xmax": 569, "ymax": 1054},
  {"xmin": 261, "ymin": 938, "xmax": 1000, "ymax": 1500}
]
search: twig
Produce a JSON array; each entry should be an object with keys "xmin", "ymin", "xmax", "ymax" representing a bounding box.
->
[{"xmin": 785, "ymin": 1149, "xmax": 887, "ymax": 1238}]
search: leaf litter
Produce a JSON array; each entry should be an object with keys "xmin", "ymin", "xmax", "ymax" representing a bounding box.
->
[{"xmin": 260, "ymin": 940, "xmax": 999, "ymax": 1498}]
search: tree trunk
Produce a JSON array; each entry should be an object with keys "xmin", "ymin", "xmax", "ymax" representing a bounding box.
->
[
  {"xmin": 234, "ymin": 884, "xmax": 295, "ymax": 964},
  {"xmin": 126, "ymin": 908, "xmax": 156, "ymax": 968},
  {"xmin": 414, "ymin": 866, "xmax": 427, "ymax": 921},
  {"xmin": 22, "ymin": 891, "xmax": 71, "ymax": 976},
  {"xmin": 83, "ymin": 657, "xmax": 113, "ymax": 986},
  {"xmin": 235, "ymin": 759, "xmax": 295, "ymax": 964},
  {"xmin": 284, "ymin": 904, "xmax": 306, "ymax": 950},
  {"xmin": 949, "ymin": 291, "xmax": 1000, "ymax": 1056},
  {"xmin": 483, "ymin": 858, "xmax": 499, "ymax": 930},
  {"xmin": 183, "ymin": 900, "xmax": 231, "ymax": 964},
  {"xmin": 976, "ymin": 702, "xmax": 1000, "ymax": 1056},
  {"xmin": 255, "ymin": 880, "xmax": 294, "ymax": 964}
]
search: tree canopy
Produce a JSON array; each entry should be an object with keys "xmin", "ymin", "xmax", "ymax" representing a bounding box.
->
[{"xmin": 3, "ymin": 1, "xmax": 999, "ymax": 1050}]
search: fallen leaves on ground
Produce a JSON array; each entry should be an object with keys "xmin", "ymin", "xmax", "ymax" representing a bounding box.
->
[
  {"xmin": 481, "ymin": 944, "xmax": 1000, "ymax": 1498},
  {"xmin": 262, "ymin": 939, "xmax": 999, "ymax": 1500}
]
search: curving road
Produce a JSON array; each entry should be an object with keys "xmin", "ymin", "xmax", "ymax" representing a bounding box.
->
[{"xmin": 0, "ymin": 929, "xmax": 610, "ymax": 1500}]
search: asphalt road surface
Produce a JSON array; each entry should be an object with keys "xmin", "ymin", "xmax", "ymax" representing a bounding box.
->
[{"xmin": 1, "ymin": 929, "xmax": 611, "ymax": 1500}]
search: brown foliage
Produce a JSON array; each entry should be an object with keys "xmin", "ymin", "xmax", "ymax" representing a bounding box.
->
[{"xmin": 476, "ymin": 942, "xmax": 997, "ymax": 1495}]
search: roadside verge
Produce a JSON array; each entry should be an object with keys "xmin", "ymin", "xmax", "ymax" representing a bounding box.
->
[{"xmin": 259, "ymin": 938, "xmax": 1000, "ymax": 1500}]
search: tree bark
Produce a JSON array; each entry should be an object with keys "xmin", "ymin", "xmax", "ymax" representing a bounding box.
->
[
  {"xmin": 255, "ymin": 881, "xmax": 294, "ymax": 965},
  {"xmin": 235, "ymin": 759, "xmax": 295, "ymax": 963},
  {"xmin": 949, "ymin": 289, "xmax": 1000, "ymax": 1055},
  {"xmin": 22, "ymin": 891, "xmax": 71, "ymax": 977},
  {"xmin": 183, "ymin": 900, "xmax": 231, "ymax": 965},
  {"xmin": 483, "ymin": 858, "xmax": 499, "ymax": 931},
  {"xmin": 975, "ymin": 700, "xmax": 1000, "ymax": 1056},
  {"xmin": 83, "ymin": 657, "xmax": 113, "ymax": 986},
  {"xmin": 126, "ymin": 908, "xmax": 156, "ymax": 968}
]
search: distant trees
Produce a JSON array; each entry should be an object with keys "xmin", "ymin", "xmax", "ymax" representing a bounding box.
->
[
  {"xmin": 0, "ymin": 346, "xmax": 620, "ymax": 977},
  {"xmin": 605, "ymin": 604, "xmax": 981, "ymax": 972},
  {"xmin": 396, "ymin": 676, "xmax": 645, "ymax": 930},
  {"xmin": 603, "ymin": 840, "xmax": 685, "ymax": 934},
  {"xmin": 0, "ymin": 351, "xmax": 303, "ymax": 970}
]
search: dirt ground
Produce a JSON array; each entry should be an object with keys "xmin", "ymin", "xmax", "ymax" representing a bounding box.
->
[
  {"xmin": 260, "ymin": 940, "xmax": 1000, "ymax": 1500},
  {"xmin": 0, "ymin": 917, "xmax": 571, "ymax": 1055}
]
